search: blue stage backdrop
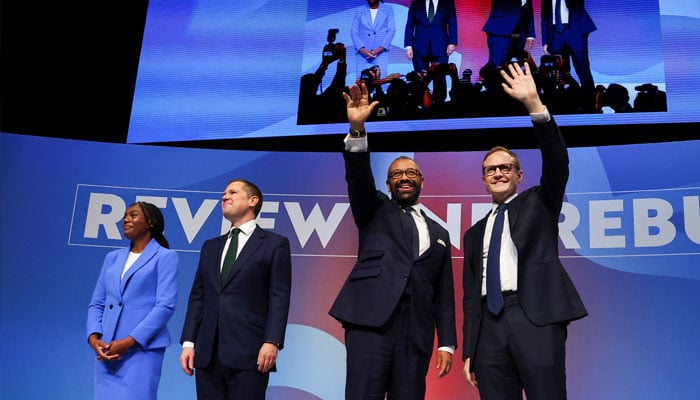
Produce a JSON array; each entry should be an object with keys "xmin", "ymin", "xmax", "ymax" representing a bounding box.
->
[{"xmin": 1, "ymin": 132, "xmax": 699, "ymax": 399}]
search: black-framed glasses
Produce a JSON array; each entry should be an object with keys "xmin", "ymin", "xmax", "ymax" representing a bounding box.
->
[
  {"xmin": 482, "ymin": 163, "xmax": 516, "ymax": 176},
  {"xmin": 388, "ymin": 168, "xmax": 422, "ymax": 180}
]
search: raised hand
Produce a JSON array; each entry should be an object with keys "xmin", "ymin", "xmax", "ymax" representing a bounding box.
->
[
  {"xmin": 500, "ymin": 62, "xmax": 544, "ymax": 114},
  {"xmin": 342, "ymin": 82, "xmax": 378, "ymax": 130}
]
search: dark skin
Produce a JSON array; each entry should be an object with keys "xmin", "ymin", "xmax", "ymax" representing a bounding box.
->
[
  {"xmin": 343, "ymin": 82, "xmax": 454, "ymax": 380},
  {"xmin": 88, "ymin": 204, "xmax": 152, "ymax": 361}
]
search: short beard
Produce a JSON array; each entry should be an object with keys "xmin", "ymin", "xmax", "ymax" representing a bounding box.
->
[{"xmin": 391, "ymin": 183, "xmax": 421, "ymax": 207}]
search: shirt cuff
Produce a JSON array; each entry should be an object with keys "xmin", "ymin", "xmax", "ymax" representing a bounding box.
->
[
  {"xmin": 344, "ymin": 134, "xmax": 369, "ymax": 152},
  {"xmin": 182, "ymin": 341, "xmax": 194, "ymax": 348},
  {"xmin": 529, "ymin": 106, "xmax": 551, "ymax": 124},
  {"xmin": 438, "ymin": 345, "xmax": 455, "ymax": 355}
]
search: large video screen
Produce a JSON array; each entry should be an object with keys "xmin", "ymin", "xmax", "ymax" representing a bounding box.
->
[{"xmin": 126, "ymin": 0, "xmax": 700, "ymax": 144}]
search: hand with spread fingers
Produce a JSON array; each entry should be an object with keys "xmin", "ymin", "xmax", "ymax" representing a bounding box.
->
[
  {"xmin": 342, "ymin": 82, "xmax": 378, "ymax": 130},
  {"xmin": 499, "ymin": 62, "xmax": 545, "ymax": 114}
]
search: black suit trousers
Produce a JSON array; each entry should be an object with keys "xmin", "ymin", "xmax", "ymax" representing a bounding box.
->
[
  {"xmin": 344, "ymin": 295, "xmax": 431, "ymax": 400},
  {"xmin": 474, "ymin": 294, "xmax": 568, "ymax": 400}
]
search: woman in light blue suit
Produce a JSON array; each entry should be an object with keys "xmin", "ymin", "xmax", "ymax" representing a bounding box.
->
[
  {"xmin": 87, "ymin": 201, "xmax": 178, "ymax": 400},
  {"xmin": 351, "ymin": 0, "xmax": 396, "ymax": 80}
]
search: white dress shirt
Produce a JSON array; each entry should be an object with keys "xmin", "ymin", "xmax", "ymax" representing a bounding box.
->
[{"xmin": 481, "ymin": 195, "xmax": 519, "ymax": 296}]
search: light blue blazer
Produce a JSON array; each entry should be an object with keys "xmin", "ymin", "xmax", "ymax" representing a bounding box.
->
[
  {"xmin": 351, "ymin": 3, "xmax": 397, "ymax": 78},
  {"xmin": 86, "ymin": 238, "xmax": 178, "ymax": 349}
]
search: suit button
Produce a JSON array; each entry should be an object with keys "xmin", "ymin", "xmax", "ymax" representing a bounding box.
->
[
  {"xmin": 403, "ymin": 276, "xmax": 409, "ymax": 281},
  {"xmin": 108, "ymin": 304, "xmax": 113, "ymax": 309},
  {"xmin": 118, "ymin": 302, "xmax": 123, "ymax": 307}
]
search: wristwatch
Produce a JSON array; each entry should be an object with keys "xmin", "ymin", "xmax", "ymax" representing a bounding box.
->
[{"xmin": 349, "ymin": 128, "xmax": 366, "ymax": 138}]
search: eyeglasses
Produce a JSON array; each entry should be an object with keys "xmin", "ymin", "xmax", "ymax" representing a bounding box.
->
[
  {"xmin": 482, "ymin": 163, "xmax": 516, "ymax": 176},
  {"xmin": 388, "ymin": 168, "xmax": 422, "ymax": 180}
]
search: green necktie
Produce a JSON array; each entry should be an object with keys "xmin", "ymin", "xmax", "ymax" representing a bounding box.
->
[
  {"xmin": 221, "ymin": 228, "xmax": 241, "ymax": 284},
  {"xmin": 428, "ymin": 0, "xmax": 435, "ymax": 23}
]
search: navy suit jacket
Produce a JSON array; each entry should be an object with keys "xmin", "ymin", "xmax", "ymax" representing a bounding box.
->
[
  {"xmin": 330, "ymin": 150, "xmax": 457, "ymax": 356},
  {"xmin": 404, "ymin": 0, "xmax": 458, "ymax": 58},
  {"xmin": 541, "ymin": 0, "xmax": 596, "ymax": 46},
  {"xmin": 483, "ymin": 0, "xmax": 535, "ymax": 38},
  {"xmin": 461, "ymin": 118, "xmax": 588, "ymax": 361},
  {"xmin": 180, "ymin": 226, "xmax": 291, "ymax": 370}
]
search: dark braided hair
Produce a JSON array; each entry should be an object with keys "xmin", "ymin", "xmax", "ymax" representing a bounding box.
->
[{"xmin": 135, "ymin": 201, "xmax": 170, "ymax": 249}]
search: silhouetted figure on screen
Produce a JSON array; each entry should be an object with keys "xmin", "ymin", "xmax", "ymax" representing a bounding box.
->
[
  {"xmin": 536, "ymin": 54, "xmax": 581, "ymax": 115},
  {"xmin": 603, "ymin": 83, "xmax": 633, "ymax": 113},
  {"xmin": 475, "ymin": 62, "xmax": 523, "ymax": 116},
  {"xmin": 297, "ymin": 43, "xmax": 348, "ymax": 125},
  {"xmin": 357, "ymin": 65, "xmax": 403, "ymax": 120},
  {"xmin": 633, "ymin": 83, "xmax": 667, "ymax": 112},
  {"xmin": 446, "ymin": 64, "xmax": 481, "ymax": 117}
]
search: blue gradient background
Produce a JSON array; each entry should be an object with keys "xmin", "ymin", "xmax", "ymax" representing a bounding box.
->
[{"xmin": 1, "ymin": 132, "xmax": 699, "ymax": 399}]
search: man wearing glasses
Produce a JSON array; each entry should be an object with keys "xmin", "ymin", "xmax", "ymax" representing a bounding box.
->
[
  {"xmin": 329, "ymin": 77, "xmax": 457, "ymax": 399},
  {"xmin": 461, "ymin": 63, "xmax": 588, "ymax": 399}
]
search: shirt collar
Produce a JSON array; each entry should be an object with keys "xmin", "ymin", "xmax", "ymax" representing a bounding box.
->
[
  {"xmin": 232, "ymin": 219, "xmax": 257, "ymax": 236},
  {"xmin": 491, "ymin": 193, "xmax": 518, "ymax": 213}
]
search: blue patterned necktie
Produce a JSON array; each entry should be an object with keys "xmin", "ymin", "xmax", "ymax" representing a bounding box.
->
[
  {"xmin": 486, "ymin": 204, "xmax": 506, "ymax": 315},
  {"xmin": 428, "ymin": 0, "xmax": 435, "ymax": 23},
  {"xmin": 221, "ymin": 228, "xmax": 240, "ymax": 284}
]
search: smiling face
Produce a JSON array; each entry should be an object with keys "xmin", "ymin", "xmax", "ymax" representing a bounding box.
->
[
  {"xmin": 482, "ymin": 150, "xmax": 523, "ymax": 204},
  {"xmin": 122, "ymin": 203, "xmax": 152, "ymax": 242},
  {"xmin": 386, "ymin": 157, "xmax": 424, "ymax": 207},
  {"xmin": 221, "ymin": 180, "xmax": 259, "ymax": 226}
]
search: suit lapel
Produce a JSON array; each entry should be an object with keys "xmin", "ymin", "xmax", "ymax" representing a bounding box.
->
[
  {"xmin": 362, "ymin": 8, "xmax": 373, "ymax": 28},
  {"xmin": 209, "ymin": 234, "xmax": 227, "ymax": 287},
  {"xmin": 473, "ymin": 212, "xmax": 489, "ymax": 275},
  {"xmin": 120, "ymin": 239, "xmax": 158, "ymax": 292},
  {"xmin": 108, "ymin": 248, "xmax": 129, "ymax": 294},
  {"xmin": 505, "ymin": 196, "xmax": 522, "ymax": 232},
  {"xmin": 375, "ymin": 7, "xmax": 386, "ymax": 28}
]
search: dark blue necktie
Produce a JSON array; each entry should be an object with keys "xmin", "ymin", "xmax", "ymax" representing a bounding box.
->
[
  {"xmin": 555, "ymin": 0, "xmax": 564, "ymax": 32},
  {"xmin": 221, "ymin": 228, "xmax": 240, "ymax": 284},
  {"xmin": 428, "ymin": 0, "xmax": 435, "ymax": 23},
  {"xmin": 402, "ymin": 206, "xmax": 420, "ymax": 259},
  {"xmin": 486, "ymin": 204, "xmax": 507, "ymax": 315}
]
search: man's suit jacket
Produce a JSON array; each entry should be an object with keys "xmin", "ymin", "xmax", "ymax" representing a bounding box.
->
[
  {"xmin": 541, "ymin": 0, "xmax": 597, "ymax": 46},
  {"xmin": 483, "ymin": 0, "xmax": 535, "ymax": 38},
  {"xmin": 180, "ymin": 226, "xmax": 291, "ymax": 370},
  {"xmin": 404, "ymin": 0, "xmax": 458, "ymax": 58},
  {"xmin": 330, "ymin": 150, "xmax": 457, "ymax": 356},
  {"xmin": 87, "ymin": 238, "xmax": 178, "ymax": 349},
  {"xmin": 461, "ymin": 118, "xmax": 588, "ymax": 361}
]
